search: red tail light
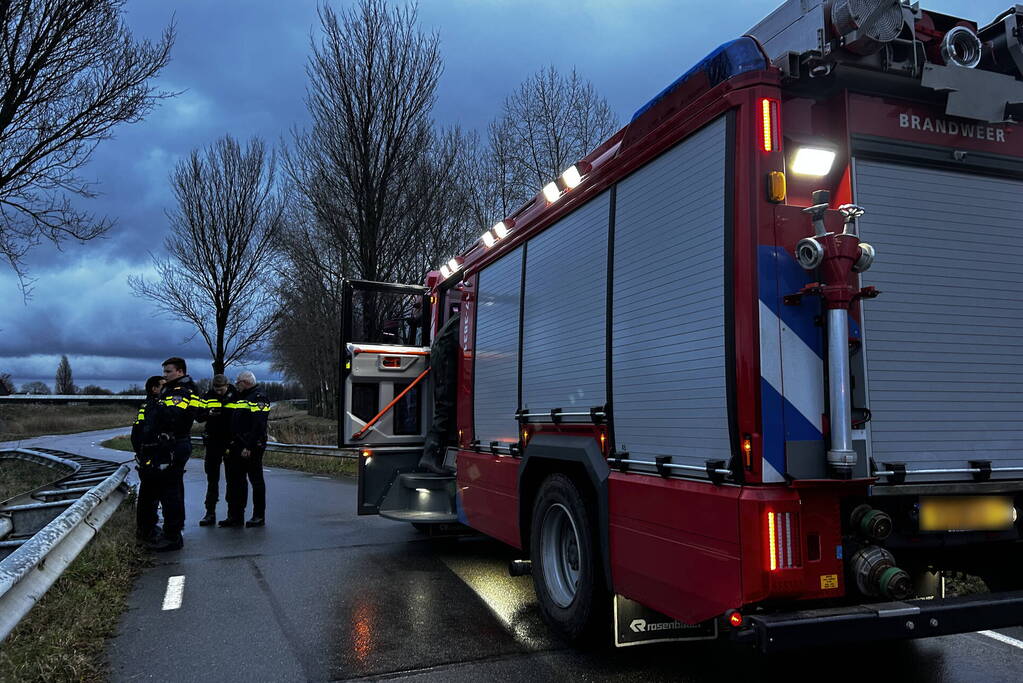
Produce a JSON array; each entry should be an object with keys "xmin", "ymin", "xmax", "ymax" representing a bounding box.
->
[
  {"xmin": 760, "ymin": 98, "xmax": 780, "ymax": 152},
  {"xmin": 767, "ymin": 510, "xmax": 801, "ymax": 571}
]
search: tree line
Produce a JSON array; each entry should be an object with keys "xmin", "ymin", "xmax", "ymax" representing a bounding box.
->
[{"xmin": 0, "ymin": 353, "xmax": 302, "ymax": 399}]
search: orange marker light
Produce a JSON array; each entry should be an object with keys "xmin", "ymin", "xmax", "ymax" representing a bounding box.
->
[
  {"xmin": 767, "ymin": 511, "xmax": 778, "ymax": 571},
  {"xmin": 742, "ymin": 436, "xmax": 752, "ymax": 467}
]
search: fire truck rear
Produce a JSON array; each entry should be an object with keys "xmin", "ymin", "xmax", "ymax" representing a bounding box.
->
[{"xmin": 344, "ymin": 0, "xmax": 1023, "ymax": 651}]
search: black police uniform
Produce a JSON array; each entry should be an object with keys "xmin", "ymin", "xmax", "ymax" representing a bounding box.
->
[
  {"xmin": 419, "ymin": 314, "xmax": 460, "ymax": 472},
  {"xmin": 131, "ymin": 394, "xmax": 162, "ymax": 540},
  {"xmin": 149, "ymin": 374, "xmax": 200, "ymax": 546},
  {"xmin": 195, "ymin": 385, "xmax": 236, "ymax": 520},
  {"xmin": 224, "ymin": 384, "xmax": 270, "ymax": 524}
]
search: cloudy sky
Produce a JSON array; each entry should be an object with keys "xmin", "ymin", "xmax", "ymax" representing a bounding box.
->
[{"xmin": 0, "ymin": 0, "xmax": 1005, "ymax": 390}]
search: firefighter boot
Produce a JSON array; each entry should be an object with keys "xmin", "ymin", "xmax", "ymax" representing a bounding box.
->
[{"xmin": 417, "ymin": 433, "xmax": 447, "ymax": 474}]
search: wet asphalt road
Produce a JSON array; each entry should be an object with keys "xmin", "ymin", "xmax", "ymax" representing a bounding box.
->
[{"xmin": 5, "ymin": 428, "xmax": 1023, "ymax": 681}]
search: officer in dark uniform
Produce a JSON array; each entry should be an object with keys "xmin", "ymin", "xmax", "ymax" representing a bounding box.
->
[
  {"xmin": 147, "ymin": 357, "xmax": 200, "ymax": 551},
  {"xmin": 195, "ymin": 373, "xmax": 235, "ymax": 526},
  {"xmin": 131, "ymin": 375, "xmax": 165, "ymax": 543},
  {"xmin": 221, "ymin": 371, "xmax": 270, "ymax": 528},
  {"xmin": 418, "ymin": 311, "xmax": 460, "ymax": 474}
]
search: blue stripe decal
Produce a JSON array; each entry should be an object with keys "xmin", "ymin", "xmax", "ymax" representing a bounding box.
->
[
  {"xmin": 760, "ymin": 378, "xmax": 787, "ymax": 477},
  {"xmin": 783, "ymin": 391, "xmax": 824, "ymax": 441},
  {"xmin": 759, "ymin": 245, "xmax": 822, "ymax": 357}
]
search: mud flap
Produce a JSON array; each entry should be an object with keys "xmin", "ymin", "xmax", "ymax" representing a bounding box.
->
[{"xmin": 613, "ymin": 595, "xmax": 719, "ymax": 647}]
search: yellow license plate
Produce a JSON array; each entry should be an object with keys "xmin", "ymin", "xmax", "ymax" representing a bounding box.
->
[{"xmin": 919, "ymin": 496, "xmax": 1015, "ymax": 532}]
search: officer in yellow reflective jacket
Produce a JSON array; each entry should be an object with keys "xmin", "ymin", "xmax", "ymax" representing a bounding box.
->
[
  {"xmin": 131, "ymin": 375, "xmax": 165, "ymax": 543},
  {"xmin": 195, "ymin": 373, "xmax": 236, "ymax": 526},
  {"xmin": 146, "ymin": 357, "xmax": 200, "ymax": 551},
  {"xmin": 220, "ymin": 370, "xmax": 270, "ymax": 527}
]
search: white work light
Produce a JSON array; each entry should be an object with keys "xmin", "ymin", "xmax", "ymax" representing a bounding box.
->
[
  {"xmin": 446, "ymin": 257, "xmax": 461, "ymax": 273},
  {"xmin": 542, "ymin": 181, "xmax": 561, "ymax": 203},
  {"xmin": 791, "ymin": 147, "xmax": 837, "ymax": 177},
  {"xmin": 481, "ymin": 230, "xmax": 496, "ymax": 247},
  {"xmin": 561, "ymin": 165, "xmax": 583, "ymax": 189},
  {"xmin": 493, "ymin": 221, "xmax": 509, "ymax": 239},
  {"xmin": 439, "ymin": 264, "xmax": 451, "ymax": 279}
]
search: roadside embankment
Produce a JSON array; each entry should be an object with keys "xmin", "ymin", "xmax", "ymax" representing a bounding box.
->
[
  {"xmin": 0, "ymin": 493, "xmax": 148, "ymax": 682},
  {"xmin": 0, "ymin": 459, "xmax": 59, "ymax": 501}
]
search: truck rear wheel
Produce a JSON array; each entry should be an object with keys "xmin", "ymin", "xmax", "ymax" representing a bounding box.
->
[{"xmin": 530, "ymin": 473, "xmax": 608, "ymax": 644}]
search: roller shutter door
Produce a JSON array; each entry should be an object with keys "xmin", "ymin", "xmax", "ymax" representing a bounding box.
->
[
  {"xmin": 611, "ymin": 116, "xmax": 731, "ymax": 474},
  {"xmin": 855, "ymin": 159, "xmax": 1023, "ymax": 480},
  {"xmin": 474, "ymin": 246, "xmax": 524, "ymax": 444},
  {"xmin": 521, "ymin": 191, "xmax": 609, "ymax": 416}
]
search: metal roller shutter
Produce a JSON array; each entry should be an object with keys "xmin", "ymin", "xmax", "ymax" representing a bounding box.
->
[
  {"xmin": 521, "ymin": 191, "xmax": 609, "ymax": 416},
  {"xmin": 855, "ymin": 159, "xmax": 1023, "ymax": 480},
  {"xmin": 611, "ymin": 116, "xmax": 730, "ymax": 473},
  {"xmin": 474, "ymin": 246, "xmax": 524, "ymax": 445}
]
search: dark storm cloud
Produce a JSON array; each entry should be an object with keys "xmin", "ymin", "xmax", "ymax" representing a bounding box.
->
[{"xmin": 2, "ymin": 0, "xmax": 1006, "ymax": 381}]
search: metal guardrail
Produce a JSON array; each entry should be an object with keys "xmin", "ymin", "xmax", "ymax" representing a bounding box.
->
[
  {"xmin": 0, "ymin": 448, "xmax": 129, "ymax": 641},
  {"xmin": 189, "ymin": 436, "xmax": 358, "ymax": 460}
]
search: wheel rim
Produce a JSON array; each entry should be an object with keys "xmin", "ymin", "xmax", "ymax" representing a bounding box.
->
[{"xmin": 540, "ymin": 503, "xmax": 582, "ymax": 608}]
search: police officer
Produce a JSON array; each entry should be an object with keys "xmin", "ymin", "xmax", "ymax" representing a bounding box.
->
[
  {"xmin": 131, "ymin": 375, "xmax": 165, "ymax": 543},
  {"xmin": 147, "ymin": 357, "xmax": 200, "ymax": 551},
  {"xmin": 195, "ymin": 373, "xmax": 235, "ymax": 526},
  {"xmin": 221, "ymin": 370, "xmax": 270, "ymax": 528},
  {"xmin": 418, "ymin": 311, "xmax": 460, "ymax": 474}
]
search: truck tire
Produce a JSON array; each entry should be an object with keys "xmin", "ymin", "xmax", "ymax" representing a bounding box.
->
[{"xmin": 530, "ymin": 473, "xmax": 608, "ymax": 644}]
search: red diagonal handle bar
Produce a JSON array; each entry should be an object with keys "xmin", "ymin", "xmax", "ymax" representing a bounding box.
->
[{"xmin": 350, "ymin": 366, "xmax": 431, "ymax": 441}]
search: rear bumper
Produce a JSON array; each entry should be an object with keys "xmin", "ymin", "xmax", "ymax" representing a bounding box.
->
[{"xmin": 734, "ymin": 590, "xmax": 1023, "ymax": 653}]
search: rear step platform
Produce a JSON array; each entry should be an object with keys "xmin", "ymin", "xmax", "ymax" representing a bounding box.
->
[{"xmin": 378, "ymin": 472, "xmax": 457, "ymax": 523}]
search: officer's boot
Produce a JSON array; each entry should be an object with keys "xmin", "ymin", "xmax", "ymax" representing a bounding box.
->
[{"xmin": 199, "ymin": 507, "xmax": 216, "ymax": 526}]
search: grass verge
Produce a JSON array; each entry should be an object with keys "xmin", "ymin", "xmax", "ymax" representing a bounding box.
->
[
  {"xmin": 0, "ymin": 404, "xmax": 136, "ymax": 442},
  {"xmin": 100, "ymin": 436, "xmax": 357, "ymax": 478},
  {"xmin": 266, "ymin": 403, "xmax": 336, "ymax": 445},
  {"xmin": 0, "ymin": 458, "xmax": 61, "ymax": 501},
  {"xmin": 0, "ymin": 493, "xmax": 149, "ymax": 683}
]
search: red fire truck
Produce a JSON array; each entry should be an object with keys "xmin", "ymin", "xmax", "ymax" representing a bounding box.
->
[{"xmin": 341, "ymin": 0, "xmax": 1023, "ymax": 651}]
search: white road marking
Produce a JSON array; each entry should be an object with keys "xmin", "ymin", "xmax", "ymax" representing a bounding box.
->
[
  {"xmin": 161, "ymin": 575, "xmax": 185, "ymax": 611},
  {"xmin": 979, "ymin": 630, "xmax": 1023, "ymax": 650},
  {"xmin": 313, "ymin": 476, "xmax": 330, "ymax": 480}
]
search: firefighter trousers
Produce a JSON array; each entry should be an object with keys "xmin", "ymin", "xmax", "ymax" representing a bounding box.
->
[{"xmin": 225, "ymin": 446, "xmax": 265, "ymax": 520}]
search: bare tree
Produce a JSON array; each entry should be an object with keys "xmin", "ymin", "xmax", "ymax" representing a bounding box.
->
[
  {"xmin": 480, "ymin": 65, "xmax": 618, "ymax": 222},
  {"xmin": 0, "ymin": 372, "xmax": 13, "ymax": 395},
  {"xmin": 130, "ymin": 135, "xmax": 285, "ymax": 375},
  {"xmin": 271, "ymin": 206, "xmax": 346, "ymax": 418},
  {"xmin": 0, "ymin": 0, "xmax": 174, "ymax": 284},
  {"xmin": 286, "ymin": 0, "xmax": 471, "ymax": 286},
  {"xmin": 55, "ymin": 354, "xmax": 74, "ymax": 394}
]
